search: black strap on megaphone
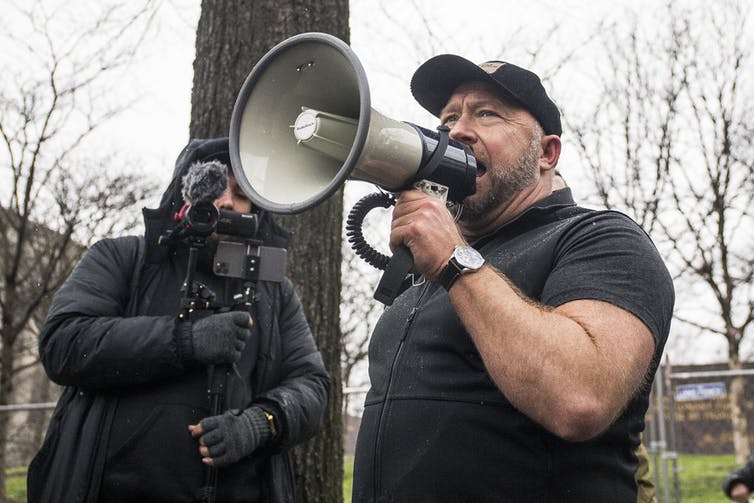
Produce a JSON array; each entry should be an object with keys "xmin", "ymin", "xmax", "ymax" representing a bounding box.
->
[
  {"xmin": 373, "ymin": 125, "xmax": 451, "ymax": 306},
  {"xmin": 412, "ymin": 124, "xmax": 451, "ymax": 182}
]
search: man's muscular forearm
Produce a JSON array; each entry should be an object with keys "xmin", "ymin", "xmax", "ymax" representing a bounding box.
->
[{"xmin": 448, "ymin": 265, "xmax": 654, "ymax": 441}]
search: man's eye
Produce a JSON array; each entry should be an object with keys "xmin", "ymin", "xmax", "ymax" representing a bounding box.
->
[
  {"xmin": 441, "ymin": 114, "xmax": 458, "ymax": 125},
  {"xmin": 479, "ymin": 110, "xmax": 498, "ymax": 118}
]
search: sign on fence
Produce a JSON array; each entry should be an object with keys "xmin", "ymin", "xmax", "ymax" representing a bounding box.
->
[{"xmin": 674, "ymin": 382, "xmax": 727, "ymax": 401}]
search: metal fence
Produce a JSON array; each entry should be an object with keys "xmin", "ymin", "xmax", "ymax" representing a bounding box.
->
[{"xmin": 646, "ymin": 363, "xmax": 754, "ymax": 503}]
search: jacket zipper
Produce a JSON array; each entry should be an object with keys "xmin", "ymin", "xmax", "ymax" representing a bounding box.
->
[{"xmin": 372, "ymin": 283, "xmax": 431, "ymax": 500}]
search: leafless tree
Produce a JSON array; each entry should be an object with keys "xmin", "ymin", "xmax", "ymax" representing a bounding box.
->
[
  {"xmin": 566, "ymin": 0, "xmax": 754, "ymax": 462},
  {"xmin": 340, "ymin": 186, "xmax": 390, "ymax": 415},
  {"xmin": 0, "ymin": 0, "xmax": 161, "ymax": 494},
  {"xmin": 340, "ymin": 249, "xmax": 379, "ymax": 413}
]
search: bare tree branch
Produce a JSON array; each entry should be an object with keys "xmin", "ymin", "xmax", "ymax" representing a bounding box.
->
[
  {"xmin": 566, "ymin": 0, "xmax": 754, "ymax": 461},
  {"xmin": 0, "ymin": 0, "xmax": 164, "ymax": 493}
]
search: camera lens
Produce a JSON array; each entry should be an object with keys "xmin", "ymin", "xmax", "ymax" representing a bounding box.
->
[{"xmin": 185, "ymin": 201, "xmax": 219, "ymax": 236}]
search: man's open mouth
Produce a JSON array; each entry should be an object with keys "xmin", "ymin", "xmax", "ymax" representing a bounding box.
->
[{"xmin": 476, "ymin": 161, "xmax": 488, "ymax": 178}]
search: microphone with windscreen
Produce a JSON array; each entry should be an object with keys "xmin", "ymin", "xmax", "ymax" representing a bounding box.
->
[
  {"xmin": 160, "ymin": 161, "xmax": 259, "ymax": 244},
  {"xmin": 176, "ymin": 160, "xmax": 228, "ymax": 237}
]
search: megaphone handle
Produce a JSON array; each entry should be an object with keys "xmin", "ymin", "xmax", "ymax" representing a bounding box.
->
[{"xmin": 373, "ymin": 245, "xmax": 414, "ymax": 306}]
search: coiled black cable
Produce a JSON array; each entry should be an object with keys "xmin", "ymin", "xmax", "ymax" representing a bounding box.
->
[{"xmin": 345, "ymin": 192, "xmax": 396, "ymax": 271}]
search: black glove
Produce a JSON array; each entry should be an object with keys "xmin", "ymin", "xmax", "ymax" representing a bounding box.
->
[
  {"xmin": 191, "ymin": 311, "xmax": 250, "ymax": 365},
  {"xmin": 199, "ymin": 407, "xmax": 272, "ymax": 468}
]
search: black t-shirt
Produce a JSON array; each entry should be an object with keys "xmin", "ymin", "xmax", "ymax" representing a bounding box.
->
[{"xmin": 353, "ymin": 189, "xmax": 675, "ymax": 503}]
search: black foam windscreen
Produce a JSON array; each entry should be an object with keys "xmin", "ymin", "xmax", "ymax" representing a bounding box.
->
[{"xmin": 181, "ymin": 160, "xmax": 228, "ymax": 204}]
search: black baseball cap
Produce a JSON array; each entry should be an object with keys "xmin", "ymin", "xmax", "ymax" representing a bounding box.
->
[{"xmin": 410, "ymin": 55, "xmax": 562, "ymax": 136}]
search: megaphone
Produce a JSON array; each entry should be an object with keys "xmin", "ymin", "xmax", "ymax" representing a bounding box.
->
[{"xmin": 229, "ymin": 32, "xmax": 476, "ymax": 304}]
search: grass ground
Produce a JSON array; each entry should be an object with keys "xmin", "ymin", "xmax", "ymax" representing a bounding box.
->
[
  {"xmin": 6, "ymin": 466, "xmax": 27, "ymax": 502},
  {"xmin": 344, "ymin": 455, "xmax": 354, "ymax": 503},
  {"xmin": 656, "ymin": 453, "xmax": 739, "ymax": 503}
]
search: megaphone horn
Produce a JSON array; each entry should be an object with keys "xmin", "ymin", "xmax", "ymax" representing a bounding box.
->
[{"xmin": 229, "ymin": 32, "xmax": 477, "ymax": 304}]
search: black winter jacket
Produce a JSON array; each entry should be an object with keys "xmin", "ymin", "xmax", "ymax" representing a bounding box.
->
[
  {"xmin": 28, "ymin": 138, "xmax": 329, "ymax": 503},
  {"xmin": 723, "ymin": 455, "xmax": 754, "ymax": 499}
]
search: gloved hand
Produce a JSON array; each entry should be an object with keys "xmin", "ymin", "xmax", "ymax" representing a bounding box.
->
[
  {"xmin": 195, "ymin": 407, "xmax": 272, "ymax": 468},
  {"xmin": 191, "ymin": 311, "xmax": 251, "ymax": 365}
]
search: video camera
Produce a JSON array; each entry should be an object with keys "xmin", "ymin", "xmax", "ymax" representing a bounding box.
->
[{"xmin": 159, "ymin": 160, "xmax": 287, "ymax": 285}]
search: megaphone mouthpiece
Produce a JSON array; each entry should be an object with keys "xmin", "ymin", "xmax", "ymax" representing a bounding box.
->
[{"xmin": 292, "ymin": 108, "xmax": 358, "ymax": 161}]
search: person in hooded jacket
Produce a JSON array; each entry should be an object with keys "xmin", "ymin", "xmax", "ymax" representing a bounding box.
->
[
  {"xmin": 27, "ymin": 137, "xmax": 329, "ymax": 503},
  {"xmin": 724, "ymin": 455, "xmax": 754, "ymax": 502}
]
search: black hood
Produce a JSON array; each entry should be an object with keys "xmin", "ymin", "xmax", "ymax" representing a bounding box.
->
[{"xmin": 142, "ymin": 137, "xmax": 291, "ymax": 264}]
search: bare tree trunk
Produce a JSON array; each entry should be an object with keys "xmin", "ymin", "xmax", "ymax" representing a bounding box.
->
[
  {"xmin": 280, "ymin": 197, "xmax": 344, "ymax": 502},
  {"xmin": 191, "ymin": 2, "xmax": 348, "ymax": 501},
  {"xmin": 729, "ymin": 354, "xmax": 750, "ymax": 464}
]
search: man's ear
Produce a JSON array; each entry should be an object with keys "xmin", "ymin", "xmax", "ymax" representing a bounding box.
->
[{"xmin": 540, "ymin": 135, "xmax": 562, "ymax": 172}]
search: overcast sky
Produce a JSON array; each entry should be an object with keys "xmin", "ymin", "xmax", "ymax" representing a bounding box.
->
[{"xmin": 99, "ymin": 0, "xmax": 662, "ymax": 187}]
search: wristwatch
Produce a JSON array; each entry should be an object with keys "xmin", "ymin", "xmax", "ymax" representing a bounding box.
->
[
  {"xmin": 262, "ymin": 409, "xmax": 279, "ymax": 438},
  {"xmin": 438, "ymin": 245, "xmax": 485, "ymax": 291}
]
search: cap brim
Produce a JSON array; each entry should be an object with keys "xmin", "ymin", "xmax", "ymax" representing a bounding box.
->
[{"xmin": 410, "ymin": 54, "xmax": 501, "ymax": 118}]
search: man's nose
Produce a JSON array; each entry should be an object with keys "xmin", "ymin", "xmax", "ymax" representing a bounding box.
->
[{"xmin": 448, "ymin": 116, "xmax": 477, "ymax": 145}]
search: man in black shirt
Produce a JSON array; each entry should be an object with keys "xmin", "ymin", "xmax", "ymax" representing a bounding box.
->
[{"xmin": 352, "ymin": 56, "xmax": 674, "ymax": 502}]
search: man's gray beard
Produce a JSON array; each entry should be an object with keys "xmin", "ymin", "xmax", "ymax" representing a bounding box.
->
[{"xmin": 459, "ymin": 133, "xmax": 542, "ymax": 223}]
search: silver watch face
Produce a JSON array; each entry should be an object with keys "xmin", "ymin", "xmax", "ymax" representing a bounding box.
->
[{"xmin": 454, "ymin": 246, "xmax": 485, "ymax": 270}]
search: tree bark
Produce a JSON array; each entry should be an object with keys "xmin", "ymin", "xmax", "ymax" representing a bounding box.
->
[
  {"xmin": 729, "ymin": 352, "xmax": 750, "ymax": 464},
  {"xmin": 191, "ymin": 2, "xmax": 348, "ymax": 501}
]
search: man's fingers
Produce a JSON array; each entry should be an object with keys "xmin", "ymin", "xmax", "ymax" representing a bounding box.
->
[{"xmin": 188, "ymin": 423, "xmax": 203, "ymax": 438}]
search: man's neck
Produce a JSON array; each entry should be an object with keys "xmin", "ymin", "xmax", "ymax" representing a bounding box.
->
[{"xmin": 460, "ymin": 180, "xmax": 555, "ymax": 239}]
